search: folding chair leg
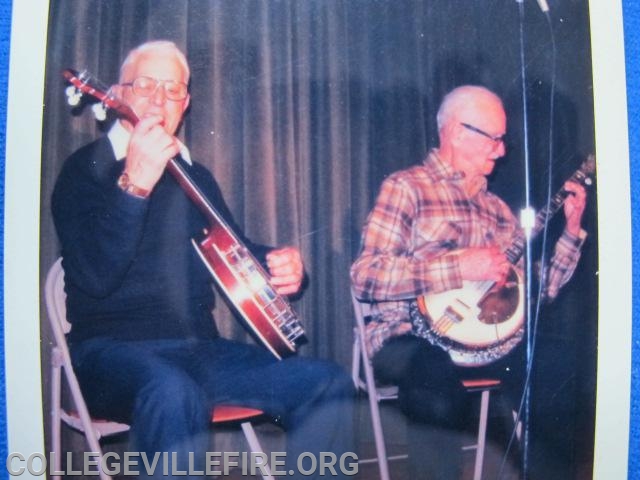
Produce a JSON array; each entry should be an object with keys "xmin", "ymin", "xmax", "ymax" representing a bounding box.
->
[
  {"xmin": 240, "ymin": 421, "xmax": 274, "ymax": 480},
  {"xmin": 51, "ymin": 360, "xmax": 62, "ymax": 480},
  {"xmin": 351, "ymin": 336, "xmax": 362, "ymax": 386},
  {"xmin": 66, "ymin": 368, "xmax": 110, "ymax": 480},
  {"xmin": 512, "ymin": 410, "xmax": 523, "ymax": 443},
  {"xmin": 473, "ymin": 389, "xmax": 491, "ymax": 480},
  {"xmin": 367, "ymin": 392, "xmax": 391, "ymax": 480}
]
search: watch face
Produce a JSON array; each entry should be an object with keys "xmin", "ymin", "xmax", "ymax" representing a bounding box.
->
[
  {"xmin": 117, "ymin": 172, "xmax": 149, "ymax": 198},
  {"xmin": 117, "ymin": 172, "xmax": 131, "ymax": 189}
]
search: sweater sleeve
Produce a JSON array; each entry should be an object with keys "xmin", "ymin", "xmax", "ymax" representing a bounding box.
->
[{"xmin": 52, "ymin": 141, "xmax": 150, "ymax": 298}]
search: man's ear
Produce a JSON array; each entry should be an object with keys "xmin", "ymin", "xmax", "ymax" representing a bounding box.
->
[{"xmin": 442, "ymin": 121, "xmax": 463, "ymax": 147}]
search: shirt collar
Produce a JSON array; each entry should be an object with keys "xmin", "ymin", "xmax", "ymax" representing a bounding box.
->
[
  {"xmin": 424, "ymin": 149, "xmax": 487, "ymax": 196},
  {"xmin": 107, "ymin": 120, "xmax": 192, "ymax": 165}
]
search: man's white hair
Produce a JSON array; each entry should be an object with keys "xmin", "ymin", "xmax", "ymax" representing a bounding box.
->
[
  {"xmin": 119, "ymin": 40, "xmax": 190, "ymax": 83},
  {"xmin": 436, "ymin": 85, "xmax": 502, "ymax": 131}
]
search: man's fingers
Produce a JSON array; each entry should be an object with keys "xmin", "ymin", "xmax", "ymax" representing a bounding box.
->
[
  {"xmin": 270, "ymin": 274, "xmax": 301, "ymax": 286},
  {"xmin": 564, "ymin": 181, "xmax": 586, "ymax": 200},
  {"xmin": 133, "ymin": 114, "xmax": 164, "ymax": 134}
]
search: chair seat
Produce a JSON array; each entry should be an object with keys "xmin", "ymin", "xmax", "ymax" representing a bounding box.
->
[
  {"xmin": 212, "ymin": 406, "xmax": 265, "ymax": 423},
  {"xmin": 63, "ymin": 405, "xmax": 265, "ymax": 425},
  {"xmin": 371, "ymin": 379, "xmax": 501, "ymax": 396},
  {"xmin": 373, "ymin": 384, "xmax": 400, "ymax": 400},
  {"xmin": 461, "ymin": 378, "xmax": 501, "ymax": 391},
  {"xmin": 61, "ymin": 410, "xmax": 130, "ymax": 438}
]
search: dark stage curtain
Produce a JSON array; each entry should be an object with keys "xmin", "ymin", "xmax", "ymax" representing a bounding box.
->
[{"xmin": 39, "ymin": 1, "xmax": 597, "ymax": 478}]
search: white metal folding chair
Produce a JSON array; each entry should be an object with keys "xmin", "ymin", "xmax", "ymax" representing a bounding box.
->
[
  {"xmin": 351, "ymin": 289, "xmax": 501, "ymax": 480},
  {"xmin": 351, "ymin": 291, "xmax": 407, "ymax": 480},
  {"xmin": 45, "ymin": 257, "xmax": 274, "ymax": 480}
]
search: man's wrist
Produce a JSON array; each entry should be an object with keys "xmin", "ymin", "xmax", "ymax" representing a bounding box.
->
[
  {"xmin": 117, "ymin": 172, "xmax": 150, "ymax": 199},
  {"xmin": 560, "ymin": 227, "xmax": 587, "ymax": 248},
  {"xmin": 565, "ymin": 224, "xmax": 584, "ymax": 239}
]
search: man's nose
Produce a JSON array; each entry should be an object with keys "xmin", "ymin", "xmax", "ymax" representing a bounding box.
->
[{"xmin": 151, "ymin": 84, "xmax": 167, "ymax": 105}]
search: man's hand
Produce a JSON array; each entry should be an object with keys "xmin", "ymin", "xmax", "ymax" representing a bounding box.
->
[
  {"xmin": 563, "ymin": 180, "xmax": 587, "ymax": 237},
  {"xmin": 457, "ymin": 246, "xmax": 510, "ymax": 284},
  {"xmin": 123, "ymin": 115, "xmax": 181, "ymax": 191},
  {"xmin": 266, "ymin": 246, "xmax": 304, "ymax": 296}
]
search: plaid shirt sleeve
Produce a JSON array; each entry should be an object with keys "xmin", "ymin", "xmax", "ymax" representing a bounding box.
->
[
  {"xmin": 544, "ymin": 228, "xmax": 587, "ymax": 300},
  {"xmin": 350, "ymin": 175, "xmax": 463, "ymax": 302}
]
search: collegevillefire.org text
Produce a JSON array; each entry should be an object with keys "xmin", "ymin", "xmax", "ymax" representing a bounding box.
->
[{"xmin": 6, "ymin": 451, "xmax": 359, "ymax": 476}]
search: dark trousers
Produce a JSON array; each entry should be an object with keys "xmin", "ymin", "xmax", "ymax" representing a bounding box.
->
[
  {"xmin": 71, "ymin": 337, "xmax": 355, "ymax": 479},
  {"xmin": 372, "ymin": 335, "xmax": 524, "ymax": 479}
]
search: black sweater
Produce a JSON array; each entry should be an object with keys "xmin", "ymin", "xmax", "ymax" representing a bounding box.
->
[{"xmin": 52, "ymin": 136, "xmax": 270, "ymax": 344}]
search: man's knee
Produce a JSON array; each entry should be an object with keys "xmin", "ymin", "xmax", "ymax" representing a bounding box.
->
[
  {"xmin": 307, "ymin": 360, "xmax": 355, "ymax": 399},
  {"xmin": 135, "ymin": 373, "xmax": 210, "ymax": 426},
  {"xmin": 399, "ymin": 384, "xmax": 467, "ymax": 429}
]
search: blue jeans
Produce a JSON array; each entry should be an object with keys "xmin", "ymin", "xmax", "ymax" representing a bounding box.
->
[{"xmin": 71, "ymin": 337, "xmax": 355, "ymax": 479}]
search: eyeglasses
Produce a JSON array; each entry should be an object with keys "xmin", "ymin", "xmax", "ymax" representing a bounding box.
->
[
  {"xmin": 121, "ymin": 76, "xmax": 189, "ymax": 101},
  {"xmin": 460, "ymin": 122, "xmax": 505, "ymax": 145}
]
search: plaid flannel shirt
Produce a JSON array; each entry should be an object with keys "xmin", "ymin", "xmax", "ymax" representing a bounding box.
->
[{"xmin": 350, "ymin": 150, "xmax": 586, "ymax": 356}]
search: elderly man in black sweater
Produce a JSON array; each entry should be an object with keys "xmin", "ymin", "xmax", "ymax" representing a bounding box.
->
[{"xmin": 52, "ymin": 40, "xmax": 354, "ymax": 479}]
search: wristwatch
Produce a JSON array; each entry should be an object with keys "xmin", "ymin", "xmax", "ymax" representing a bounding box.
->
[{"xmin": 117, "ymin": 172, "xmax": 150, "ymax": 199}]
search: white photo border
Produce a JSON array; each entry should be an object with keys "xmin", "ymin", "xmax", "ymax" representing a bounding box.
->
[
  {"xmin": 4, "ymin": 0, "xmax": 49, "ymax": 466},
  {"xmin": 589, "ymin": 1, "xmax": 633, "ymax": 478}
]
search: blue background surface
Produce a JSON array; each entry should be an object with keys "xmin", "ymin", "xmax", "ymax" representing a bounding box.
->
[
  {"xmin": 0, "ymin": 1, "xmax": 635, "ymax": 478},
  {"xmin": 0, "ymin": 0, "xmax": 11, "ymax": 475},
  {"xmin": 622, "ymin": 1, "xmax": 639, "ymax": 478}
]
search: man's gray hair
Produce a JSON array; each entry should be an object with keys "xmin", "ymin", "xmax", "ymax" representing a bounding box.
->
[
  {"xmin": 436, "ymin": 85, "xmax": 502, "ymax": 131},
  {"xmin": 119, "ymin": 40, "xmax": 190, "ymax": 82}
]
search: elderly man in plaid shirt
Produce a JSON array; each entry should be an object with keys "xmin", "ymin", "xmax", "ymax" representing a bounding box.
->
[{"xmin": 350, "ymin": 85, "xmax": 587, "ymax": 479}]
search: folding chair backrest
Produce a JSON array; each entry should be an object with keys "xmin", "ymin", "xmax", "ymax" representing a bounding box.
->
[
  {"xmin": 351, "ymin": 290, "xmax": 399, "ymax": 397},
  {"xmin": 45, "ymin": 257, "xmax": 71, "ymax": 339},
  {"xmin": 351, "ymin": 289, "xmax": 370, "ymax": 391}
]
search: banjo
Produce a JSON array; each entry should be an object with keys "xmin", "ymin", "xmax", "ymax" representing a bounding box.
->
[{"xmin": 412, "ymin": 155, "xmax": 595, "ymax": 366}]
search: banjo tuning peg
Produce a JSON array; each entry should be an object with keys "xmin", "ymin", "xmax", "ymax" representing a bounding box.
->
[
  {"xmin": 91, "ymin": 102, "xmax": 108, "ymax": 121},
  {"xmin": 65, "ymin": 85, "xmax": 82, "ymax": 106}
]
